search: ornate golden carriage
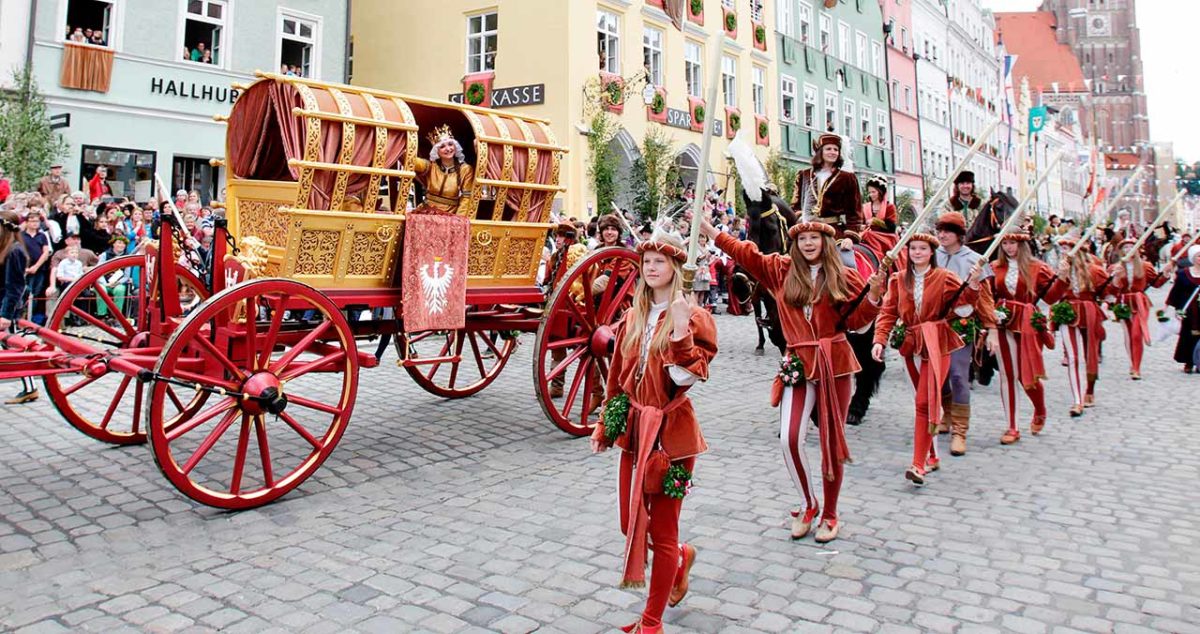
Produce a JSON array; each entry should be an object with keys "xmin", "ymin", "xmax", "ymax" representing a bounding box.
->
[{"xmin": 221, "ymin": 72, "xmax": 566, "ymax": 295}]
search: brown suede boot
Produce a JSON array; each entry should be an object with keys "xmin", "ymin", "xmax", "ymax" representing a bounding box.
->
[
  {"xmin": 949, "ymin": 403, "xmax": 970, "ymax": 456},
  {"xmin": 937, "ymin": 393, "xmax": 952, "ymax": 434}
]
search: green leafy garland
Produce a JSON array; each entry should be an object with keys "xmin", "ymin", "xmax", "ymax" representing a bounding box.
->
[
  {"xmin": 651, "ymin": 92, "xmax": 666, "ymax": 114},
  {"xmin": 996, "ymin": 305, "xmax": 1012, "ymax": 325},
  {"xmin": 605, "ymin": 80, "xmax": 624, "ymax": 106},
  {"xmin": 693, "ymin": 104, "xmax": 705, "ymax": 124},
  {"xmin": 663, "ymin": 463, "xmax": 692, "ymax": 499},
  {"xmin": 725, "ymin": 12, "xmax": 737, "ymax": 32},
  {"xmin": 728, "ymin": 112, "xmax": 741, "ymax": 131},
  {"xmin": 777, "ymin": 353, "xmax": 805, "ymax": 386},
  {"xmin": 465, "ymin": 82, "xmax": 486, "ymax": 106},
  {"xmin": 949, "ymin": 315, "xmax": 981, "ymax": 342},
  {"xmin": 601, "ymin": 393, "xmax": 630, "ymax": 442},
  {"xmin": 889, "ymin": 321, "xmax": 907, "ymax": 350},
  {"xmin": 690, "ymin": 0, "xmax": 703, "ymax": 16},
  {"xmin": 1030, "ymin": 310, "xmax": 1048, "ymax": 333},
  {"xmin": 1111, "ymin": 302, "xmax": 1133, "ymax": 321},
  {"xmin": 757, "ymin": 121, "xmax": 769, "ymax": 138},
  {"xmin": 755, "ymin": 24, "xmax": 767, "ymax": 44},
  {"xmin": 1050, "ymin": 301, "xmax": 1077, "ymax": 328}
]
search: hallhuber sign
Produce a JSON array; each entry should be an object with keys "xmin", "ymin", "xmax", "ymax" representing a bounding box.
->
[
  {"xmin": 448, "ymin": 84, "xmax": 545, "ymax": 109},
  {"xmin": 150, "ymin": 77, "xmax": 240, "ymax": 104}
]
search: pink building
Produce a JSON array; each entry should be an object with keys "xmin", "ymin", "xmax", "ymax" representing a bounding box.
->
[{"xmin": 883, "ymin": 0, "xmax": 924, "ymax": 207}]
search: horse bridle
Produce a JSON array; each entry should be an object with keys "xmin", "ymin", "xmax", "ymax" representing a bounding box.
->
[{"xmin": 758, "ymin": 206, "xmax": 791, "ymax": 252}]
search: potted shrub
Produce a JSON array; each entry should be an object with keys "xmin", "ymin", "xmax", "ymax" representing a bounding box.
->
[
  {"xmin": 600, "ymin": 72, "xmax": 625, "ymax": 114},
  {"xmin": 688, "ymin": 0, "xmax": 704, "ymax": 25}
]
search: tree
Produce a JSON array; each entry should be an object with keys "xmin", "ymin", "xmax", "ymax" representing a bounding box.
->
[
  {"xmin": 586, "ymin": 112, "xmax": 619, "ymax": 217},
  {"xmin": 764, "ymin": 149, "xmax": 795, "ymax": 204},
  {"xmin": 628, "ymin": 126, "xmax": 677, "ymax": 222},
  {"xmin": 0, "ymin": 68, "xmax": 67, "ymax": 191},
  {"xmin": 896, "ymin": 190, "xmax": 917, "ymax": 226}
]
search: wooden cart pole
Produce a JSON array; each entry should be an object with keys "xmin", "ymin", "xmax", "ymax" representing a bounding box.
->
[
  {"xmin": 1119, "ymin": 189, "xmax": 1186, "ymax": 263},
  {"xmin": 683, "ymin": 34, "xmax": 724, "ymax": 288},
  {"xmin": 1068, "ymin": 165, "xmax": 1146, "ymax": 258}
]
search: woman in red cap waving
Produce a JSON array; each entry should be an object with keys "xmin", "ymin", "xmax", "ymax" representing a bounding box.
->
[
  {"xmin": 872, "ymin": 233, "xmax": 983, "ymax": 486},
  {"xmin": 1108, "ymin": 239, "xmax": 1167, "ymax": 379},
  {"xmin": 591, "ymin": 231, "xmax": 717, "ymax": 634},
  {"xmin": 699, "ymin": 212, "xmax": 884, "ymax": 543}
]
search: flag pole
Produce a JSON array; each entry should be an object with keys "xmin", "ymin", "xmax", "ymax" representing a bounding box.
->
[{"xmin": 683, "ymin": 34, "xmax": 724, "ymax": 288}]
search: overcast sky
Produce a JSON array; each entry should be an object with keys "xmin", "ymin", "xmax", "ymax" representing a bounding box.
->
[{"xmin": 982, "ymin": 0, "xmax": 1196, "ymax": 161}]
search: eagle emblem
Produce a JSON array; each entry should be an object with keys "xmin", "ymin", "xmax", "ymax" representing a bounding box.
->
[{"xmin": 419, "ymin": 257, "xmax": 455, "ymax": 315}]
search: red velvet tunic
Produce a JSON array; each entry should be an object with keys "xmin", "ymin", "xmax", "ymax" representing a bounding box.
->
[
  {"xmin": 592, "ymin": 306, "xmax": 718, "ymax": 461},
  {"xmin": 1060, "ymin": 263, "xmax": 1109, "ymax": 375},
  {"xmin": 791, "ymin": 168, "xmax": 864, "ymax": 238},
  {"xmin": 1111, "ymin": 261, "xmax": 1166, "ymax": 346},
  {"xmin": 991, "ymin": 260, "xmax": 1062, "ymax": 387}
]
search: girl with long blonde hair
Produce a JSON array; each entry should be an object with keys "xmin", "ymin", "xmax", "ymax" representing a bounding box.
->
[
  {"xmin": 991, "ymin": 234, "xmax": 1062, "ymax": 445},
  {"xmin": 702, "ymin": 212, "xmax": 883, "ymax": 544},
  {"xmin": 1109, "ymin": 239, "xmax": 1167, "ymax": 379},
  {"xmin": 591, "ymin": 231, "xmax": 718, "ymax": 634},
  {"xmin": 1055, "ymin": 239, "xmax": 1109, "ymax": 416}
]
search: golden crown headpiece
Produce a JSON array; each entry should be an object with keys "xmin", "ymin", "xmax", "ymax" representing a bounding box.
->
[{"xmin": 427, "ymin": 124, "xmax": 456, "ymax": 146}]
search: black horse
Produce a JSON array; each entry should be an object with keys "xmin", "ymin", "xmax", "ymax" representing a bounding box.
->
[
  {"xmin": 736, "ymin": 188, "xmax": 884, "ymax": 426},
  {"xmin": 965, "ymin": 190, "xmax": 1021, "ymax": 258}
]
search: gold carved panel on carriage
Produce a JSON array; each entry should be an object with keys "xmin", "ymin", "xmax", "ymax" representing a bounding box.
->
[{"xmin": 220, "ymin": 73, "xmax": 565, "ymax": 292}]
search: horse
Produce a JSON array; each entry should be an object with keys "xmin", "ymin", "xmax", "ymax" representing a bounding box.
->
[
  {"xmin": 736, "ymin": 187, "xmax": 885, "ymax": 425},
  {"xmin": 733, "ymin": 188, "xmax": 795, "ymax": 355},
  {"xmin": 965, "ymin": 190, "xmax": 1021, "ymax": 258}
]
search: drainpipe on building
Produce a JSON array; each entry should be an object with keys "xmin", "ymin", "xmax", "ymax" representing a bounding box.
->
[
  {"xmin": 25, "ymin": 0, "xmax": 38, "ymax": 74},
  {"xmin": 343, "ymin": 0, "xmax": 352, "ymax": 83}
]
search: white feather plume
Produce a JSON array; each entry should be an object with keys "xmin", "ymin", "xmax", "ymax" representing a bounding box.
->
[
  {"xmin": 725, "ymin": 133, "xmax": 769, "ymax": 202},
  {"xmin": 839, "ymin": 133, "xmax": 856, "ymax": 173}
]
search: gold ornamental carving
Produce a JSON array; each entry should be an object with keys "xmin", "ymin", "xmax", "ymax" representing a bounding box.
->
[
  {"xmin": 348, "ymin": 232, "xmax": 389, "ymax": 277},
  {"xmin": 238, "ymin": 199, "xmax": 290, "ymax": 248},
  {"xmin": 294, "ymin": 230, "xmax": 341, "ymax": 276},
  {"xmin": 468, "ymin": 237, "xmax": 499, "ymax": 276},
  {"xmin": 293, "ymin": 83, "xmax": 323, "ymax": 209},
  {"xmin": 328, "ymin": 87, "xmax": 356, "ymax": 211},
  {"xmin": 475, "ymin": 229, "xmax": 493, "ymax": 247},
  {"xmin": 504, "ymin": 238, "xmax": 537, "ymax": 276}
]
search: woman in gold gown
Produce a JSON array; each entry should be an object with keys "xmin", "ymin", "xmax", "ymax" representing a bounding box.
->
[{"xmin": 413, "ymin": 125, "xmax": 475, "ymax": 214}]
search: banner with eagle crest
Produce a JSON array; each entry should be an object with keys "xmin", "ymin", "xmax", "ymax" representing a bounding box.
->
[{"xmin": 401, "ymin": 213, "xmax": 470, "ymax": 333}]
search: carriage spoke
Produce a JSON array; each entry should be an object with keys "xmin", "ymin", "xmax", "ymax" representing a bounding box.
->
[
  {"xmin": 193, "ymin": 335, "xmax": 246, "ymax": 381},
  {"xmin": 99, "ymin": 376, "xmax": 132, "ymax": 431},
  {"xmin": 478, "ymin": 330, "xmax": 505, "ymax": 359},
  {"xmin": 166, "ymin": 385, "xmax": 186, "ymax": 412},
  {"xmin": 173, "ymin": 369, "xmax": 239, "ymax": 393},
  {"xmin": 243, "ymin": 296, "xmax": 258, "ymax": 372},
  {"xmin": 546, "ymin": 335, "xmax": 588, "ymax": 351},
  {"xmin": 468, "ymin": 332, "xmax": 486, "ymax": 377},
  {"xmin": 254, "ymin": 415, "xmax": 274, "ymax": 487},
  {"xmin": 279, "ymin": 411, "xmax": 323, "ymax": 449},
  {"xmin": 447, "ymin": 333, "xmax": 466, "ymax": 388},
  {"xmin": 424, "ymin": 334, "xmax": 454, "ymax": 381},
  {"xmin": 62, "ymin": 373, "xmax": 100, "ymax": 397},
  {"xmin": 279, "ymin": 350, "xmax": 347, "ymax": 383},
  {"xmin": 69, "ymin": 305, "xmax": 127, "ymax": 342},
  {"xmin": 599, "ymin": 274, "xmax": 639, "ymax": 324},
  {"xmin": 92, "ymin": 283, "xmax": 135, "ymax": 337},
  {"xmin": 180, "ymin": 409, "xmax": 239, "ymax": 475},
  {"xmin": 229, "ymin": 414, "xmax": 252, "ymax": 495},
  {"xmin": 565, "ymin": 298, "xmax": 594, "ymax": 331},
  {"xmin": 562, "ymin": 357, "xmax": 592, "ymax": 415},
  {"xmin": 270, "ymin": 322, "xmax": 332, "ymax": 373},
  {"xmin": 165, "ymin": 397, "xmax": 237, "ymax": 441},
  {"xmin": 287, "ymin": 394, "xmax": 343, "ymax": 416},
  {"xmin": 546, "ymin": 345, "xmax": 587, "ymax": 382},
  {"xmin": 257, "ymin": 297, "xmax": 286, "ymax": 371},
  {"xmin": 581, "ymin": 271, "xmax": 599, "ymax": 323},
  {"xmin": 131, "ymin": 380, "xmax": 144, "ymax": 436}
]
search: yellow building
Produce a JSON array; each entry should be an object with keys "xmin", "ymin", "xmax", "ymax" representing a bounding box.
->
[{"xmin": 351, "ymin": 0, "xmax": 777, "ymax": 219}]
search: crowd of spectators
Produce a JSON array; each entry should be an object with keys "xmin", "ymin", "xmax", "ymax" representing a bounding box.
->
[{"xmin": 66, "ymin": 26, "xmax": 107, "ymax": 47}]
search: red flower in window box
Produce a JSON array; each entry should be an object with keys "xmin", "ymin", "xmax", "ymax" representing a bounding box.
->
[
  {"xmin": 689, "ymin": 96, "xmax": 706, "ymax": 132},
  {"xmin": 647, "ymin": 87, "xmax": 668, "ymax": 123},
  {"xmin": 755, "ymin": 115, "xmax": 770, "ymax": 145},
  {"xmin": 462, "ymin": 72, "xmax": 494, "ymax": 108},
  {"xmin": 725, "ymin": 107, "xmax": 741, "ymax": 139},
  {"xmin": 600, "ymin": 72, "xmax": 625, "ymax": 114}
]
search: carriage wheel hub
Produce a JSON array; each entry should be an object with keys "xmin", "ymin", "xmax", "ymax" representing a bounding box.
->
[
  {"xmin": 240, "ymin": 372, "xmax": 288, "ymax": 416},
  {"xmin": 590, "ymin": 325, "xmax": 616, "ymax": 357}
]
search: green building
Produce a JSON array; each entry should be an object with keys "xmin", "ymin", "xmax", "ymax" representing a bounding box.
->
[{"xmin": 773, "ymin": 0, "xmax": 893, "ymax": 194}]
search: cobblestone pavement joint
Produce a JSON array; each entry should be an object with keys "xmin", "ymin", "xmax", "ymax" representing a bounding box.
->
[{"xmin": 1, "ymin": 288, "xmax": 1198, "ymax": 633}]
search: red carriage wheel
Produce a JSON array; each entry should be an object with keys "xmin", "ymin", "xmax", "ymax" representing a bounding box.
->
[
  {"xmin": 146, "ymin": 279, "xmax": 358, "ymax": 509},
  {"xmin": 42, "ymin": 254, "xmax": 208, "ymax": 445},
  {"xmin": 533, "ymin": 247, "xmax": 639, "ymax": 436},
  {"xmin": 402, "ymin": 328, "xmax": 518, "ymax": 399}
]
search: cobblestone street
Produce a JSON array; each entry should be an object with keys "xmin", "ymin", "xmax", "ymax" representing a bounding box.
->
[{"xmin": 1, "ymin": 289, "xmax": 1198, "ymax": 634}]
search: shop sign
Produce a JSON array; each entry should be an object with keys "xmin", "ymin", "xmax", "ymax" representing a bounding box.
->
[
  {"xmin": 448, "ymin": 84, "xmax": 545, "ymax": 108},
  {"xmin": 150, "ymin": 77, "xmax": 240, "ymax": 104},
  {"xmin": 664, "ymin": 107, "xmax": 724, "ymax": 136}
]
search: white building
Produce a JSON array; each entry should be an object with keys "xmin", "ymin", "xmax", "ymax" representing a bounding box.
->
[
  {"xmin": 0, "ymin": 1, "xmax": 34, "ymax": 87},
  {"xmin": 945, "ymin": 0, "xmax": 1000, "ymax": 195},
  {"xmin": 20, "ymin": 0, "xmax": 348, "ymax": 203},
  {"xmin": 913, "ymin": 0, "xmax": 952, "ymax": 199}
]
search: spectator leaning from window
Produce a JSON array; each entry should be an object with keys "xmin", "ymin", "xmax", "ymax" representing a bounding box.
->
[
  {"xmin": 83, "ymin": 28, "xmax": 94, "ymax": 41},
  {"xmin": 1, "ymin": 209, "xmax": 40, "ymax": 404},
  {"xmin": 69, "ymin": 27, "xmax": 86, "ymax": 42},
  {"xmin": 36, "ymin": 164, "xmax": 70, "ymax": 204},
  {"xmin": 88, "ymin": 165, "xmax": 112, "ymax": 202},
  {"xmin": 190, "ymin": 41, "xmax": 208, "ymax": 62},
  {"xmin": 200, "ymin": 49, "xmax": 213, "ymax": 64},
  {"xmin": 182, "ymin": 46, "xmax": 191, "ymax": 61},
  {"xmin": 89, "ymin": 30, "xmax": 105, "ymax": 46}
]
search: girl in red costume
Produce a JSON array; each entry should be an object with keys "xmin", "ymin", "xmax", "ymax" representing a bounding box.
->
[
  {"xmin": 991, "ymin": 233, "xmax": 1062, "ymax": 444},
  {"xmin": 591, "ymin": 232, "xmax": 718, "ymax": 634},
  {"xmin": 872, "ymin": 234, "xmax": 983, "ymax": 485},
  {"xmin": 1108, "ymin": 239, "xmax": 1167, "ymax": 379},
  {"xmin": 1054, "ymin": 238, "xmax": 1109, "ymax": 416},
  {"xmin": 701, "ymin": 215, "xmax": 884, "ymax": 543}
]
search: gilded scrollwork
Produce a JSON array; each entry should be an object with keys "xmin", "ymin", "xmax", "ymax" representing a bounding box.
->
[
  {"xmin": 348, "ymin": 232, "xmax": 389, "ymax": 277},
  {"xmin": 504, "ymin": 238, "xmax": 538, "ymax": 276},
  {"xmin": 294, "ymin": 230, "xmax": 341, "ymax": 276},
  {"xmin": 237, "ymin": 199, "xmax": 290, "ymax": 248}
]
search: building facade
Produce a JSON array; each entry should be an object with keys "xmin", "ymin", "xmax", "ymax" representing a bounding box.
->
[
  {"xmin": 913, "ymin": 0, "xmax": 951, "ymax": 198},
  {"xmin": 26, "ymin": 0, "xmax": 348, "ymax": 203},
  {"xmin": 774, "ymin": 0, "xmax": 892, "ymax": 192},
  {"xmin": 351, "ymin": 0, "xmax": 778, "ymax": 219},
  {"xmin": 1040, "ymin": 0, "xmax": 1149, "ymax": 151},
  {"xmin": 944, "ymin": 0, "xmax": 1000, "ymax": 196},
  {"xmin": 0, "ymin": 0, "xmax": 34, "ymax": 88},
  {"xmin": 882, "ymin": 0, "xmax": 923, "ymax": 207}
]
